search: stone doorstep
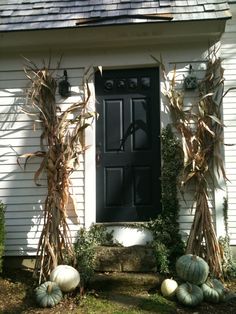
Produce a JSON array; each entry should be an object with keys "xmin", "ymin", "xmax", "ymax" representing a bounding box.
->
[
  {"xmin": 4, "ymin": 245, "xmax": 157, "ymax": 272},
  {"xmin": 95, "ymin": 245, "xmax": 157, "ymax": 272},
  {"xmin": 4, "ymin": 246, "xmax": 236, "ymax": 273}
]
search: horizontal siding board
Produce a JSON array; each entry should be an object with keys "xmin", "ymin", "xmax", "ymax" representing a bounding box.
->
[
  {"xmin": 0, "ymin": 171, "xmax": 83, "ymax": 182},
  {"xmin": 0, "ymin": 78, "xmax": 83, "ymax": 89},
  {"xmin": 5, "ymin": 219, "xmax": 84, "ymax": 233},
  {"xmin": 5, "ymin": 211, "xmax": 42, "ymax": 219},
  {"xmin": 1, "ymin": 194, "xmax": 84, "ymax": 205},
  {"xmin": 4, "ymin": 202, "xmax": 84, "ymax": 213},
  {"xmin": 0, "ymin": 186, "xmax": 84, "ymax": 197},
  {"xmin": 5, "ymin": 233, "xmax": 81, "ymax": 247},
  {"xmin": 5, "ymin": 215, "xmax": 83, "ymax": 226},
  {"xmin": 0, "ymin": 187, "xmax": 47, "ymax": 197},
  {"xmin": 0, "ymin": 154, "xmax": 84, "ymax": 163},
  {"xmin": 0, "ymin": 178, "xmax": 84, "ymax": 189},
  {"xmin": 0, "ymin": 129, "xmax": 42, "ymax": 139},
  {"xmin": 0, "ymin": 68, "xmax": 83, "ymax": 81}
]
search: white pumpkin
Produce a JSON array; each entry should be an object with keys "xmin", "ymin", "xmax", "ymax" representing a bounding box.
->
[
  {"xmin": 50, "ymin": 265, "xmax": 80, "ymax": 292},
  {"xmin": 161, "ymin": 278, "xmax": 178, "ymax": 298}
]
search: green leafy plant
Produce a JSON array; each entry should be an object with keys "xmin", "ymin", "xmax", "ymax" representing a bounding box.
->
[
  {"xmin": 74, "ymin": 228, "xmax": 97, "ymax": 292},
  {"xmin": 219, "ymin": 197, "xmax": 236, "ymax": 278},
  {"xmin": 86, "ymin": 224, "xmax": 116, "ymax": 247},
  {"xmin": 74, "ymin": 224, "xmax": 117, "ymax": 292},
  {"xmin": 140, "ymin": 125, "xmax": 185, "ymax": 274},
  {"xmin": 0, "ymin": 201, "xmax": 5, "ymax": 273}
]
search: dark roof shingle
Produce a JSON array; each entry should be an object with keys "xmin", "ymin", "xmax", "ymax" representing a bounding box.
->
[{"xmin": 0, "ymin": 0, "xmax": 231, "ymax": 32}]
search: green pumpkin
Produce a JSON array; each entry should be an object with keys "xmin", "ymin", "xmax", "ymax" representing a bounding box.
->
[
  {"xmin": 211, "ymin": 279, "xmax": 225, "ymax": 301},
  {"xmin": 176, "ymin": 282, "xmax": 203, "ymax": 307},
  {"xmin": 202, "ymin": 280, "xmax": 221, "ymax": 303},
  {"xmin": 35, "ymin": 281, "xmax": 63, "ymax": 308},
  {"xmin": 176, "ymin": 254, "xmax": 209, "ymax": 285}
]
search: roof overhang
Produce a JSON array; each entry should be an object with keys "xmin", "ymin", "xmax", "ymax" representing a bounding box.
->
[{"xmin": 0, "ymin": 19, "xmax": 229, "ymax": 53}]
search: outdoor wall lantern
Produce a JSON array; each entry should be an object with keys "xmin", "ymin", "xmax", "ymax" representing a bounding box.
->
[
  {"xmin": 59, "ymin": 70, "xmax": 71, "ymax": 97},
  {"xmin": 184, "ymin": 65, "xmax": 198, "ymax": 90}
]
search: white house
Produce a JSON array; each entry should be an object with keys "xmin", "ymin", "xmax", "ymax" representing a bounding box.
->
[
  {"xmin": 221, "ymin": 0, "xmax": 236, "ymax": 255},
  {"xmin": 0, "ymin": 0, "xmax": 235, "ymax": 263}
]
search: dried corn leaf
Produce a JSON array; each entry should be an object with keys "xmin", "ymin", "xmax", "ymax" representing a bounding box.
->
[
  {"xmin": 21, "ymin": 58, "xmax": 95, "ymax": 282},
  {"xmin": 159, "ymin": 51, "xmax": 226, "ymax": 278}
]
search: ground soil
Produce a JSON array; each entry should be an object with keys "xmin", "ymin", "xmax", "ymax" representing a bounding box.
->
[{"xmin": 0, "ymin": 269, "xmax": 236, "ymax": 314}]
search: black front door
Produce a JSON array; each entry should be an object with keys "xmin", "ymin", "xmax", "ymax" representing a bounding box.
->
[{"xmin": 95, "ymin": 68, "xmax": 160, "ymax": 222}]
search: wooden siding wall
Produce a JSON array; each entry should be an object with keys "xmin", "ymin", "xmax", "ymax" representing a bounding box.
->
[
  {"xmin": 0, "ymin": 40, "xmax": 219, "ymax": 254},
  {"xmin": 0, "ymin": 58, "xmax": 85, "ymax": 255},
  {"xmin": 222, "ymin": 3, "xmax": 236, "ymax": 246}
]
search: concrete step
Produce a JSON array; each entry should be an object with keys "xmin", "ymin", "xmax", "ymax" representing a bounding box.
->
[{"xmin": 95, "ymin": 245, "xmax": 157, "ymax": 272}]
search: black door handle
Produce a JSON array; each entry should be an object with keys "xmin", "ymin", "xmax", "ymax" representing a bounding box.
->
[{"xmin": 96, "ymin": 144, "xmax": 102, "ymax": 167}]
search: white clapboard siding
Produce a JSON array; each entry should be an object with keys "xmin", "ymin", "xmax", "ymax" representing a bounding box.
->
[
  {"xmin": 0, "ymin": 61, "xmax": 86, "ymax": 255},
  {"xmin": 221, "ymin": 2, "xmax": 236, "ymax": 245}
]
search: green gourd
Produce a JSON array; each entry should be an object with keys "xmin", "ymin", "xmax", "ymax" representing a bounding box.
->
[
  {"xmin": 211, "ymin": 279, "xmax": 225, "ymax": 301},
  {"xmin": 176, "ymin": 254, "xmax": 209, "ymax": 285},
  {"xmin": 201, "ymin": 279, "xmax": 221, "ymax": 303},
  {"xmin": 176, "ymin": 282, "xmax": 203, "ymax": 307},
  {"xmin": 35, "ymin": 281, "xmax": 63, "ymax": 308}
]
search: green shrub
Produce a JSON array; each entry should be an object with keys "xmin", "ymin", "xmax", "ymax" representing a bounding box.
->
[
  {"xmin": 218, "ymin": 197, "xmax": 236, "ymax": 279},
  {"xmin": 0, "ymin": 201, "xmax": 5, "ymax": 273},
  {"xmin": 141, "ymin": 125, "xmax": 185, "ymax": 274},
  {"xmin": 74, "ymin": 224, "xmax": 117, "ymax": 289}
]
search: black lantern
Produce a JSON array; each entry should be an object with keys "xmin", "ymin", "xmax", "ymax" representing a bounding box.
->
[
  {"xmin": 184, "ymin": 65, "xmax": 197, "ymax": 90},
  {"xmin": 59, "ymin": 70, "xmax": 71, "ymax": 97}
]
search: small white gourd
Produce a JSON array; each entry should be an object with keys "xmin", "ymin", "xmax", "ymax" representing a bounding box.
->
[
  {"xmin": 161, "ymin": 278, "xmax": 178, "ymax": 298},
  {"xmin": 50, "ymin": 265, "xmax": 80, "ymax": 292}
]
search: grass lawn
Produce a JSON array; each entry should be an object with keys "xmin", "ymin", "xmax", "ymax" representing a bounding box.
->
[{"xmin": 0, "ymin": 269, "xmax": 236, "ymax": 313}]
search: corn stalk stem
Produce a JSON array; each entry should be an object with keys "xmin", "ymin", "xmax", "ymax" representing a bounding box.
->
[
  {"xmin": 21, "ymin": 60, "xmax": 94, "ymax": 282},
  {"xmin": 161, "ymin": 51, "xmax": 226, "ymax": 277}
]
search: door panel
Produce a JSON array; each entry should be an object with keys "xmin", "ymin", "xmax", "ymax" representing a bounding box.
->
[
  {"xmin": 133, "ymin": 166, "xmax": 152, "ymax": 205},
  {"xmin": 95, "ymin": 68, "xmax": 160, "ymax": 222},
  {"xmin": 105, "ymin": 99, "xmax": 124, "ymax": 151},
  {"xmin": 132, "ymin": 98, "xmax": 151, "ymax": 150},
  {"xmin": 106, "ymin": 167, "xmax": 124, "ymax": 206}
]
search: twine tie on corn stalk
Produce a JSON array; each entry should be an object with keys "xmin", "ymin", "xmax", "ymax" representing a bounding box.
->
[
  {"xmin": 158, "ymin": 52, "xmax": 227, "ymax": 279},
  {"xmin": 19, "ymin": 58, "xmax": 96, "ymax": 283}
]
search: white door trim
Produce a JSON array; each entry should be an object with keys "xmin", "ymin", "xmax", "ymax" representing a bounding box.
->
[{"xmin": 84, "ymin": 77, "xmax": 96, "ymax": 228}]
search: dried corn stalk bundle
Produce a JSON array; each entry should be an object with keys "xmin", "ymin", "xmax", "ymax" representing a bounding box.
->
[
  {"xmin": 20, "ymin": 59, "xmax": 95, "ymax": 283},
  {"xmin": 160, "ymin": 53, "xmax": 226, "ymax": 278}
]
